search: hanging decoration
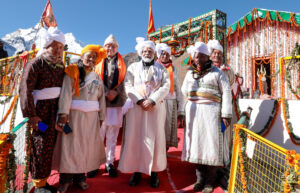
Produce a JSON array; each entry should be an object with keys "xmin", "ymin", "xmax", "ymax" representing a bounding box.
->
[{"xmin": 282, "ymin": 150, "xmax": 298, "ymax": 193}]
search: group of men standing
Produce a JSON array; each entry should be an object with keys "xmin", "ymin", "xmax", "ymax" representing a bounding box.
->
[{"xmin": 19, "ymin": 26, "xmax": 234, "ymax": 193}]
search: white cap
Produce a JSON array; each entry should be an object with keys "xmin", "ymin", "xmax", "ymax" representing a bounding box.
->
[
  {"xmin": 155, "ymin": 43, "xmax": 171, "ymax": 58},
  {"xmin": 104, "ymin": 34, "xmax": 119, "ymax": 47},
  {"xmin": 207, "ymin": 40, "xmax": 223, "ymax": 55},
  {"xmin": 135, "ymin": 37, "xmax": 155, "ymax": 56},
  {"xmin": 187, "ymin": 42, "xmax": 210, "ymax": 58}
]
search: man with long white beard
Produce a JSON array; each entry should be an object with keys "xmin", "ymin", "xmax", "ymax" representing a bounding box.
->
[{"xmin": 118, "ymin": 38, "xmax": 170, "ymax": 188}]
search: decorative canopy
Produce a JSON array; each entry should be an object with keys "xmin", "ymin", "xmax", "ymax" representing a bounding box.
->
[{"xmin": 227, "ymin": 8, "xmax": 300, "ymax": 37}]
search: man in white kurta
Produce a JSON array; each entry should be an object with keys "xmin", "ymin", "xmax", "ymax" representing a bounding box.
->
[
  {"xmin": 155, "ymin": 43, "xmax": 185, "ymax": 149},
  {"xmin": 182, "ymin": 42, "xmax": 232, "ymax": 193},
  {"xmin": 118, "ymin": 38, "xmax": 170, "ymax": 188}
]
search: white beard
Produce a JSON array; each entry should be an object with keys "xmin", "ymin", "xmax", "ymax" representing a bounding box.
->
[{"xmin": 142, "ymin": 56, "xmax": 154, "ymax": 63}]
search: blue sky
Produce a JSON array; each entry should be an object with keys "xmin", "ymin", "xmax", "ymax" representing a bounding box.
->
[{"xmin": 0, "ymin": 0, "xmax": 299, "ymax": 54}]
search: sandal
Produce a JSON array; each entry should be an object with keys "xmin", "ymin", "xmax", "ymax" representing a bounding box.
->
[
  {"xmin": 74, "ymin": 181, "xmax": 89, "ymax": 190},
  {"xmin": 57, "ymin": 183, "xmax": 70, "ymax": 193}
]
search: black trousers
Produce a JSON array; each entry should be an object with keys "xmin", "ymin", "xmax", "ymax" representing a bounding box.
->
[
  {"xmin": 59, "ymin": 173, "xmax": 86, "ymax": 184},
  {"xmin": 195, "ymin": 164, "xmax": 218, "ymax": 185}
]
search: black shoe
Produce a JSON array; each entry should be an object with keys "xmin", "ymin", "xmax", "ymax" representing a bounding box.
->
[
  {"xmin": 106, "ymin": 164, "xmax": 118, "ymax": 178},
  {"xmin": 45, "ymin": 183, "xmax": 57, "ymax": 193},
  {"xmin": 34, "ymin": 187, "xmax": 52, "ymax": 193},
  {"xmin": 193, "ymin": 182, "xmax": 205, "ymax": 192},
  {"xmin": 129, "ymin": 172, "xmax": 141, "ymax": 186},
  {"xmin": 150, "ymin": 172, "xmax": 160, "ymax": 188},
  {"xmin": 87, "ymin": 169, "xmax": 99, "ymax": 178}
]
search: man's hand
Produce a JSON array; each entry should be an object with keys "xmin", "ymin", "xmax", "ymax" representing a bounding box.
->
[
  {"xmin": 56, "ymin": 114, "xmax": 68, "ymax": 133},
  {"xmin": 100, "ymin": 120, "xmax": 103, "ymax": 128},
  {"xmin": 141, "ymin": 100, "xmax": 155, "ymax": 111},
  {"xmin": 178, "ymin": 114, "xmax": 186, "ymax": 128},
  {"xmin": 222, "ymin": 118, "xmax": 231, "ymax": 128},
  {"xmin": 106, "ymin": 90, "xmax": 118, "ymax": 102},
  {"xmin": 28, "ymin": 116, "xmax": 42, "ymax": 131}
]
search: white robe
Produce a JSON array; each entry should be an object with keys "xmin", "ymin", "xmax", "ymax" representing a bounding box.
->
[
  {"xmin": 118, "ymin": 61, "xmax": 170, "ymax": 175},
  {"xmin": 52, "ymin": 72, "xmax": 106, "ymax": 173},
  {"xmin": 181, "ymin": 66, "xmax": 232, "ymax": 166}
]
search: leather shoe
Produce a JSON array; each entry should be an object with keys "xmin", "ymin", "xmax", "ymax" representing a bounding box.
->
[
  {"xmin": 193, "ymin": 181, "xmax": 205, "ymax": 192},
  {"xmin": 105, "ymin": 164, "xmax": 118, "ymax": 178},
  {"xmin": 74, "ymin": 181, "xmax": 89, "ymax": 190},
  {"xmin": 129, "ymin": 172, "xmax": 141, "ymax": 186},
  {"xmin": 150, "ymin": 172, "xmax": 160, "ymax": 188},
  {"xmin": 87, "ymin": 169, "xmax": 99, "ymax": 178},
  {"xmin": 57, "ymin": 183, "xmax": 70, "ymax": 193}
]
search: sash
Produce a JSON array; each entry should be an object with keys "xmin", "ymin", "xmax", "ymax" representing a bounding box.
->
[
  {"xmin": 70, "ymin": 100, "xmax": 100, "ymax": 112},
  {"xmin": 33, "ymin": 87, "xmax": 61, "ymax": 106},
  {"xmin": 187, "ymin": 91, "xmax": 221, "ymax": 103}
]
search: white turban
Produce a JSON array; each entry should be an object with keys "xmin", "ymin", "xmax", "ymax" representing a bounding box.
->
[
  {"xmin": 135, "ymin": 37, "xmax": 155, "ymax": 57},
  {"xmin": 37, "ymin": 27, "xmax": 65, "ymax": 56},
  {"xmin": 207, "ymin": 40, "xmax": 223, "ymax": 55},
  {"xmin": 187, "ymin": 42, "xmax": 210, "ymax": 58},
  {"xmin": 155, "ymin": 43, "xmax": 171, "ymax": 58},
  {"xmin": 104, "ymin": 34, "xmax": 119, "ymax": 47}
]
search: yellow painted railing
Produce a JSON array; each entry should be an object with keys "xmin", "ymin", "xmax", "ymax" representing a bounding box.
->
[{"xmin": 228, "ymin": 124, "xmax": 300, "ymax": 193}]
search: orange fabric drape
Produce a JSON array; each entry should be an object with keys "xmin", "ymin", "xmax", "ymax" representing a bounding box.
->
[
  {"xmin": 64, "ymin": 64, "xmax": 80, "ymax": 96},
  {"xmin": 166, "ymin": 65, "xmax": 174, "ymax": 93},
  {"xmin": 95, "ymin": 53, "xmax": 127, "ymax": 89}
]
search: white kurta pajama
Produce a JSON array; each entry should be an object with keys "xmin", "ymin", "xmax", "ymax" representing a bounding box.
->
[
  {"xmin": 181, "ymin": 66, "xmax": 232, "ymax": 166},
  {"xmin": 52, "ymin": 72, "xmax": 106, "ymax": 173},
  {"xmin": 163, "ymin": 67, "xmax": 185, "ymax": 148},
  {"xmin": 118, "ymin": 61, "xmax": 170, "ymax": 175}
]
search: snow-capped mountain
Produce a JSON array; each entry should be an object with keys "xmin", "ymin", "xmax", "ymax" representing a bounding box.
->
[{"xmin": 1, "ymin": 23, "xmax": 84, "ymax": 61}]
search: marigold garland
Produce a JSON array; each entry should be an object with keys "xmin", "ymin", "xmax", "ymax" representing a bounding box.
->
[
  {"xmin": 237, "ymin": 127, "xmax": 249, "ymax": 193},
  {"xmin": 281, "ymin": 150, "xmax": 298, "ymax": 193},
  {"xmin": 256, "ymin": 99, "xmax": 281, "ymax": 137},
  {"xmin": 282, "ymin": 99, "xmax": 300, "ymax": 145},
  {"xmin": 0, "ymin": 95, "xmax": 18, "ymax": 125},
  {"xmin": 22, "ymin": 124, "xmax": 31, "ymax": 193},
  {"xmin": 0, "ymin": 133, "xmax": 16, "ymax": 193},
  {"xmin": 280, "ymin": 57, "xmax": 300, "ymax": 145}
]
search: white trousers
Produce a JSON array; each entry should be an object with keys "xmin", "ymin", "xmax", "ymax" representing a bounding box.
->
[{"xmin": 100, "ymin": 123, "xmax": 121, "ymax": 165}]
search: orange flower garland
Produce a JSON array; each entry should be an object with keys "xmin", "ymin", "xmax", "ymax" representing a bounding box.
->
[
  {"xmin": 0, "ymin": 134, "xmax": 12, "ymax": 193},
  {"xmin": 236, "ymin": 126, "xmax": 249, "ymax": 193},
  {"xmin": 0, "ymin": 95, "xmax": 18, "ymax": 125},
  {"xmin": 283, "ymin": 150, "xmax": 299, "ymax": 193},
  {"xmin": 280, "ymin": 58, "xmax": 300, "ymax": 145}
]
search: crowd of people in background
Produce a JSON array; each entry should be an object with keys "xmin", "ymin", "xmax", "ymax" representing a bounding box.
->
[{"xmin": 19, "ymin": 26, "xmax": 233, "ymax": 193}]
